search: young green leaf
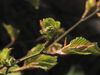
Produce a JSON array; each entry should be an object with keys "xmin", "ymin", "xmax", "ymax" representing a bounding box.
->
[
  {"xmin": 0, "ymin": 48, "xmax": 15, "ymax": 67},
  {"xmin": 0, "ymin": 48, "xmax": 11, "ymax": 60},
  {"xmin": 0, "ymin": 65, "xmax": 22, "ymax": 75},
  {"xmin": 85, "ymin": 43, "xmax": 100, "ymax": 55},
  {"xmin": 7, "ymin": 65, "xmax": 22, "ymax": 75},
  {"xmin": 0, "ymin": 48, "xmax": 11, "ymax": 65},
  {"xmin": 24, "ymin": 54, "xmax": 57, "ymax": 70},
  {"xmin": 60, "ymin": 37, "xmax": 100, "ymax": 55},
  {"xmin": 24, "ymin": 44, "xmax": 57, "ymax": 70},
  {"xmin": 23, "ymin": 44, "xmax": 44, "ymax": 67},
  {"xmin": 26, "ymin": 44, "xmax": 44, "ymax": 57}
]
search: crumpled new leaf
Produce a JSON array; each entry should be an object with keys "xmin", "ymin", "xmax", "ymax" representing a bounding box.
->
[
  {"xmin": 40, "ymin": 18, "xmax": 63, "ymax": 39},
  {"xmin": 61, "ymin": 37, "xmax": 100, "ymax": 55}
]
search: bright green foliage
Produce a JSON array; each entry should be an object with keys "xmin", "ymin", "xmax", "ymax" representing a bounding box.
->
[
  {"xmin": 8, "ymin": 65, "xmax": 22, "ymax": 75},
  {"xmin": 34, "ymin": 54, "xmax": 57, "ymax": 70},
  {"xmin": 69, "ymin": 37, "xmax": 91, "ymax": 47},
  {"xmin": 25, "ymin": 0, "xmax": 40, "ymax": 9},
  {"xmin": 62, "ymin": 37, "xmax": 100, "ymax": 55},
  {"xmin": 24, "ymin": 44, "xmax": 57, "ymax": 70},
  {"xmin": 1, "ymin": 16, "xmax": 100, "ymax": 74},
  {"xmin": 26, "ymin": 44, "xmax": 44, "ymax": 57},
  {"xmin": 40, "ymin": 18, "xmax": 63, "ymax": 39},
  {"xmin": 25, "ymin": 54, "xmax": 57, "ymax": 70},
  {"xmin": 0, "ymin": 48, "xmax": 11, "ymax": 61},
  {"xmin": 0, "ymin": 48, "xmax": 13, "ymax": 66},
  {"xmin": 85, "ymin": 43, "xmax": 100, "ymax": 55},
  {"xmin": 0, "ymin": 65, "xmax": 22, "ymax": 75},
  {"xmin": 24, "ymin": 44, "xmax": 44, "ymax": 66},
  {"xmin": 0, "ymin": 48, "xmax": 21, "ymax": 75},
  {"xmin": 3, "ymin": 23, "xmax": 20, "ymax": 41}
]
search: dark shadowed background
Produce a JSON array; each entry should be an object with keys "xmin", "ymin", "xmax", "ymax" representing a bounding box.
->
[{"xmin": 0, "ymin": 0, "xmax": 100, "ymax": 75}]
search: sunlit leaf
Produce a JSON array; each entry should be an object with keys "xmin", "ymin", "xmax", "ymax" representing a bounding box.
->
[
  {"xmin": 68, "ymin": 37, "xmax": 91, "ymax": 47},
  {"xmin": 24, "ymin": 44, "xmax": 57, "ymax": 70},
  {"xmin": 61, "ymin": 37, "xmax": 100, "ymax": 55},
  {"xmin": 26, "ymin": 44, "xmax": 44, "ymax": 57},
  {"xmin": 85, "ymin": 43, "xmax": 100, "ymax": 55},
  {"xmin": 0, "ymin": 65, "xmax": 22, "ymax": 75},
  {"xmin": 8, "ymin": 65, "xmax": 22, "ymax": 75},
  {"xmin": 24, "ymin": 54, "xmax": 57, "ymax": 70},
  {"xmin": 0, "ymin": 48, "xmax": 11, "ymax": 65},
  {"xmin": 0, "ymin": 48, "xmax": 11, "ymax": 61},
  {"xmin": 24, "ymin": 44, "xmax": 44, "ymax": 67},
  {"xmin": 0, "ymin": 48, "xmax": 15, "ymax": 67}
]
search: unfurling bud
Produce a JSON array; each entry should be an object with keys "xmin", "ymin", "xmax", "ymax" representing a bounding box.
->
[
  {"xmin": 86, "ymin": 0, "xmax": 96, "ymax": 11},
  {"xmin": 82, "ymin": 0, "xmax": 96, "ymax": 18}
]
